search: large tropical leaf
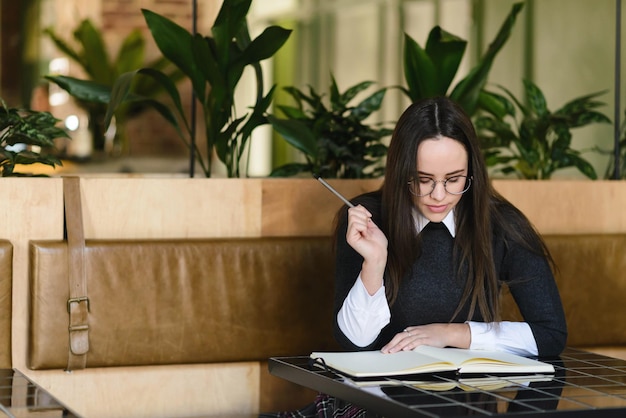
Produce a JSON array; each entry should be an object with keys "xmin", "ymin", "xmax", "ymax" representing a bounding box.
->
[
  {"xmin": 142, "ymin": 9, "xmax": 204, "ymax": 96},
  {"xmin": 44, "ymin": 75, "xmax": 112, "ymax": 104},
  {"xmin": 450, "ymin": 2, "xmax": 524, "ymax": 114},
  {"xmin": 212, "ymin": 0, "xmax": 251, "ymax": 67},
  {"xmin": 267, "ymin": 115, "xmax": 318, "ymax": 158},
  {"xmin": 43, "ymin": 27, "xmax": 82, "ymax": 64},
  {"xmin": 235, "ymin": 26, "xmax": 292, "ymax": 66},
  {"xmin": 477, "ymin": 90, "xmax": 516, "ymax": 119},
  {"xmin": 74, "ymin": 19, "xmax": 112, "ymax": 84},
  {"xmin": 114, "ymin": 29, "xmax": 146, "ymax": 75},
  {"xmin": 424, "ymin": 27, "xmax": 466, "ymax": 95},
  {"xmin": 104, "ymin": 68, "xmax": 188, "ymax": 135},
  {"xmin": 403, "ymin": 33, "xmax": 438, "ymax": 101}
]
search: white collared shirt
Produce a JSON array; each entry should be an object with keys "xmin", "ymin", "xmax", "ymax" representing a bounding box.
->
[{"xmin": 337, "ymin": 209, "xmax": 539, "ymax": 356}]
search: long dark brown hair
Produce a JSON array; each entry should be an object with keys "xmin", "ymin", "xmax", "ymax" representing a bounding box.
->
[{"xmin": 381, "ymin": 97, "xmax": 551, "ymax": 323}]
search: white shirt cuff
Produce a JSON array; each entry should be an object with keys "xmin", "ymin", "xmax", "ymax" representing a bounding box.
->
[
  {"xmin": 337, "ymin": 274, "xmax": 391, "ymax": 347},
  {"xmin": 468, "ymin": 321, "xmax": 538, "ymax": 356}
]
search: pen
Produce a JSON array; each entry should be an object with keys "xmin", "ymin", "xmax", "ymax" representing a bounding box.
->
[{"xmin": 313, "ymin": 174, "xmax": 355, "ymax": 208}]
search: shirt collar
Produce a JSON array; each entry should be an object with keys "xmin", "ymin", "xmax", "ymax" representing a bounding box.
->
[{"xmin": 413, "ymin": 208, "xmax": 456, "ymax": 237}]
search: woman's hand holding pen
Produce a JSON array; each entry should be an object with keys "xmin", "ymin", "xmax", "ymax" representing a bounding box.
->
[{"xmin": 346, "ymin": 205, "xmax": 388, "ymax": 295}]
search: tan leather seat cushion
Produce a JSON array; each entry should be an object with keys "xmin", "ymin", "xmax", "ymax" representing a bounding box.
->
[
  {"xmin": 29, "ymin": 237, "xmax": 340, "ymax": 369},
  {"xmin": 0, "ymin": 240, "xmax": 12, "ymax": 368},
  {"xmin": 501, "ymin": 234, "xmax": 626, "ymax": 348}
]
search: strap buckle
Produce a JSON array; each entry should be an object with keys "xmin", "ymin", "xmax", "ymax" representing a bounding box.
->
[{"xmin": 67, "ymin": 296, "xmax": 90, "ymax": 313}]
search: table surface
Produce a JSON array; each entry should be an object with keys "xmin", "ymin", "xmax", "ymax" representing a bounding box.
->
[
  {"xmin": 0, "ymin": 369, "xmax": 79, "ymax": 417},
  {"xmin": 269, "ymin": 347, "xmax": 626, "ymax": 417}
]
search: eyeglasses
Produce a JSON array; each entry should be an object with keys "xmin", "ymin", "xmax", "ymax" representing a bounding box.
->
[{"xmin": 408, "ymin": 175, "xmax": 472, "ymax": 197}]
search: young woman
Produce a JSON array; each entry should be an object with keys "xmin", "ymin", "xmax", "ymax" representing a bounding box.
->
[
  {"xmin": 334, "ymin": 96, "xmax": 567, "ymax": 358},
  {"xmin": 262, "ymin": 97, "xmax": 567, "ymax": 418}
]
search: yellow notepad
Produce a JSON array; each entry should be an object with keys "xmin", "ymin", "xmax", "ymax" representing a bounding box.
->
[{"xmin": 310, "ymin": 346, "xmax": 555, "ymax": 378}]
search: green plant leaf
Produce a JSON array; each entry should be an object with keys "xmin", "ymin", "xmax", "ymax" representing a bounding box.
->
[
  {"xmin": 105, "ymin": 68, "xmax": 189, "ymax": 135},
  {"xmin": 104, "ymin": 71, "xmax": 136, "ymax": 129},
  {"xmin": 43, "ymin": 27, "xmax": 83, "ymax": 66},
  {"xmin": 74, "ymin": 19, "xmax": 112, "ymax": 84},
  {"xmin": 523, "ymin": 79, "xmax": 548, "ymax": 117},
  {"xmin": 192, "ymin": 34, "xmax": 217, "ymax": 101},
  {"xmin": 241, "ymin": 85, "xmax": 276, "ymax": 143},
  {"xmin": 277, "ymin": 105, "xmax": 306, "ymax": 119},
  {"xmin": 450, "ymin": 2, "xmax": 524, "ymax": 113},
  {"xmin": 351, "ymin": 88, "xmax": 386, "ymax": 120},
  {"xmin": 498, "ymin": 84, "xmax": 528, "ymax": 117},
  {"xmin": 367, "ymin": 143, "xmax": 389, "ymax": 157},
  {"xmin": 273, "ymin": 78, "xmax": 390, "ymax": 178},
  {"xmin": 476, "ymin": 90, "xmax": 515, "ymax": 119},
  {"xmin": 0, "ymin": 100, "xmax": 67, "ymax": 177},
  {"xmin": 568, "ymin": 152, "xmax": 598, "ymax": 179},
  {"xmin": 15, "ymin": 152, "xmax": 62, "ymax": 167},
  {"xmin": 403, "ymin": 33, "xmax": 438, "ymax": 101},
  {"xmin": 330, "ymin": 76, "xmax": 341, "ymax": 110},
  {"xmin": 212, "ymin": 0, "xmax": 251, "ymax": 67},
  {"xmin": 304, "ymin": 86, "xmax": 325, "ymax": 110},
  {"xmin": 267, "ymin": 115, "xmax": 318, "ymax": 158},
  {"xmin": 339, "ymin": 80, "xmax": 375, "ymax": 108},
  {"xmin": 475, "ymin": 116, "xmax": 516, "ymax": 146},
  {"xmin": 44, "ymin": 75, "xmax": 112, "ymax": 104},
  {"xmin": 236, "ymin": 26, "xmax": 292, "ymax": 65},
  {"xmin": 269, "ymin": 162, "xmax": 310, "ymax": 177},
  {"xmin": 114, "ymin": 28, "xmax": 146, "ymax": 75},
  {"xmin": 282, "ymin": 86, "xmax": 309, "ymax": 110},
  {"xmin": 554, "ymin": 90, "xmax": 612, "ymax": 127},
  {"xmin": 557, "ymin": 90, "xmax": 609, "ymax": 114},
  {"xmin": 216, "ymin": 115, "xmax": 247, "ymax": 170},
  {"xmin": 424, "ymin": 26, "xmax": 467, "ymax": 94},
  {"xmin": 142, "ymin": 9, "xmax": 205, "ymax": 97}
]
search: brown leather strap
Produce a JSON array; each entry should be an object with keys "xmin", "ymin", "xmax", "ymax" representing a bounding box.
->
[{"xmin": 63, "ymin": 176, "xmax": 89, "ymax": 370}]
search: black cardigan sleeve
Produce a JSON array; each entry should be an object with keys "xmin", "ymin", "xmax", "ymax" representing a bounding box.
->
[{"xmin": 497, "ymin": 234, "xmax": 568, "ymax": 357}]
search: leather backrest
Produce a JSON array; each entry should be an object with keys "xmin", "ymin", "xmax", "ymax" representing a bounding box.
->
[
  {"xmin": 0, "ymin": 240, "xmax": 12, "ymax": 368},
  {"xmin": 28, "ymin": 233, "xmax": 626, "ymax": 370},
  {"xmin": 28, "ymin": 237, "xmax": 340, "ymax": 369},
  {"xmin": 501, "ymin": 234, "xmax": 626, "ymax": 347}
]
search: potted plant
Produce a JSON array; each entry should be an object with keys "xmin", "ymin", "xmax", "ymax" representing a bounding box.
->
[
  {"xmin": 474, "ymin": 79, "xmax": 611, "ymax": 179},
  {"xmin": 104, "ymin": 0, "xmax": 292, "ymax": 177},
  {"xmin": 268, "ymin": 75, "xmax": 392, "ymax": 178},
  {"xmin": 268, "ymin": 2, "xmax": 523, "ymax": 180},
  {"xmin": 0, "ymin": 99, "xmax": 68, "ymax": 176},
  {"xmin": 401, "ymin": 2, "xmax": 524, "ymax": 116},
  {"xmin": 44, "ymin": 18, "xmax": 182, "ymax": 156}
]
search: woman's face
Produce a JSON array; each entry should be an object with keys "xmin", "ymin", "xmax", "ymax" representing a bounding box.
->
[{"xmin": 414, "ymin": 136, "xmax": 469, "ymax": 223}]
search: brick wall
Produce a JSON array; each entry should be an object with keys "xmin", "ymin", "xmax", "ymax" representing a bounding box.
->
[{"xmin": 102, "ymin": 0, "xmax": 215, "ymax": 32}]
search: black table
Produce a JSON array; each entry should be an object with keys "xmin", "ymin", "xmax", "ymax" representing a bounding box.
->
[
  {"xmin": 269, "ymin": 347, "xmax": 626, "ymax": 417},
  {"xmin": 0, "ymin": 369, "xmax": 79, "ymax": 417}
]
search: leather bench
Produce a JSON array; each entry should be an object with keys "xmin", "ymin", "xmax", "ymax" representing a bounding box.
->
[
  {"xmin": 27, "ymin": 236, "xmax": 341, "ymax": 411},
  {"xmin": 23, "ymin": 233, "xmax": 626, "ymax": 412}
]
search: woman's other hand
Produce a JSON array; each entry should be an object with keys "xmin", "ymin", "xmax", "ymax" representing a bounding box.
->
[{"xmin": 381, "ymin": 323, "xmax": 471, "ymax": 353}]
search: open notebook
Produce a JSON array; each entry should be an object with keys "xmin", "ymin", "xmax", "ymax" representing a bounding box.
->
[{"xmin": 310, "ymin": 346, "xmax": 555, "ymax": 378}]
